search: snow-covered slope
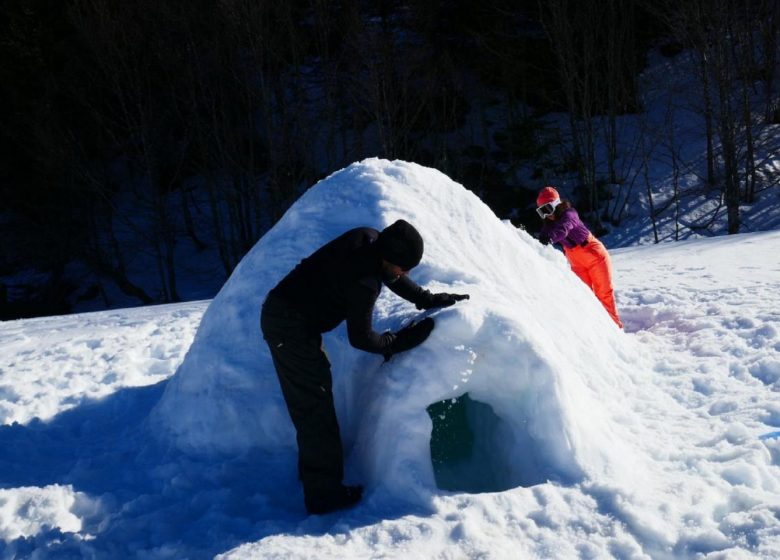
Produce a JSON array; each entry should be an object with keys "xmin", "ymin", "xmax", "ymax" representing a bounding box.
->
[{"xmin": 0, "ymin": 160, "xmax": 779, "ymax": 559}]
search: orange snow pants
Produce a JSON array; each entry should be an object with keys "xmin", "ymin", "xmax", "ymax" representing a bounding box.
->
[{"xmin": 564, "ymin": 236, "xmax": 623, "ymax": 328}]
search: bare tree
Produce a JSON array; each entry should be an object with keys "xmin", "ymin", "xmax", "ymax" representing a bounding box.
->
[
  {"xmin": 648, "ymin": 0, "xmax": 780, "ymax": 234},
  {"xmin": 540, "ymin": 0, "xmax": 642, "ymax": 226},
  {"xmin": 68, "ymin": 0, "xmax": 190, "ymax": 300},
  {"xmin": 759, "ymin": 0, "xmax": 780, "ymax": 124}
]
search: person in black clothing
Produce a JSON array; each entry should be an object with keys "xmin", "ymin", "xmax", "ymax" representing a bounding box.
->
[{"xmin": 261, "ymin": 219, "xmax": 469, "ymax": 515}]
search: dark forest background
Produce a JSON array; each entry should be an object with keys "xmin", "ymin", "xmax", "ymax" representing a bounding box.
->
[{"xmin": 2, "ymin": 0, "xmax": 778, "ymax": 320}]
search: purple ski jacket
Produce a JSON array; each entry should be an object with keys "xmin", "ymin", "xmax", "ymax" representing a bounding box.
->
[{"xmin": 540, "ymin": 208, "xmax": 591, "ymax": 249}]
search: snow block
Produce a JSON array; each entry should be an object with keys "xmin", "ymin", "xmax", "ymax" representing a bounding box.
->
[{"xmin": 151, "ymin": 158, "xmax": 641, "ymax": 501}]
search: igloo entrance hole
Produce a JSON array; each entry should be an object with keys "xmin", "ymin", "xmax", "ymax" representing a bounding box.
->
[{"xmin": 427, "ymin": 393, "xmax": 547, "ymax": 493}]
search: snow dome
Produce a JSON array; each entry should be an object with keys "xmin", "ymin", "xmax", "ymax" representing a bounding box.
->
[{"xmin": 151, "ymin": 158, "xmax": 646, "ymax": 502}]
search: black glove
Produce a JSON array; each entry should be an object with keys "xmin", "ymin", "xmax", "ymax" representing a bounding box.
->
[
  {"xmin": 538, "ymin": 232, "xmax": 551, "ymax": 245},
  {"xmin": 416, "ymin": 292, "xmax": 470, "ymax": 310},
  {"xmin": 384, "ymin": 317, "xmax": 435, "ymax": 361}
]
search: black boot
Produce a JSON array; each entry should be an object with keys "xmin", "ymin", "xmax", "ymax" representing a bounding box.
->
[{"xmin": 305, "ymin": 484, "xmax": 363, "ymax": 515}]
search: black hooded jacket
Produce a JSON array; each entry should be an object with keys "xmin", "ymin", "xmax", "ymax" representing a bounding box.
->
[{"xmin": 268, "ymin": 227, "xmax": 435, "ymax": 354}]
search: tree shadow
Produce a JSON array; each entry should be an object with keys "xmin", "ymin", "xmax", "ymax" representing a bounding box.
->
[{"xmin": 0, "ymin": 382, "xmax": 433, "ymax": 559}]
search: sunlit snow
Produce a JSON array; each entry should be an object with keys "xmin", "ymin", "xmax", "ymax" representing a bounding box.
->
[{"xmin": 1, "ymin": 159, "xmax": 779, "ymax": 559}]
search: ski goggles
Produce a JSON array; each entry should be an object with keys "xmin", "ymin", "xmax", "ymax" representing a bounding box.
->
[{"xmin": 536, "ymin": 199, "xmax": 560, "ymax": 219}]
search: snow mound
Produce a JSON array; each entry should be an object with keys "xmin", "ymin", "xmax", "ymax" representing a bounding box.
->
[
  {"xmin": 0, "ymin": 484, "xmax": 98, "ymax": 541},
  {"xmin": 152, "ymin": 158, "xmax": 648, "ymax": 500}
]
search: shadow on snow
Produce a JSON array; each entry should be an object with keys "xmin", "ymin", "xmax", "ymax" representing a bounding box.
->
[{"xmin": 0, "ymin": 383, "xmax": 431, "ymax": 559}]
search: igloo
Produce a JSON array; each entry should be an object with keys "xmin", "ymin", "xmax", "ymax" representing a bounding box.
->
[{"xmin": 151, "ymin": 159, "xmax": 640, "ymax": 501}]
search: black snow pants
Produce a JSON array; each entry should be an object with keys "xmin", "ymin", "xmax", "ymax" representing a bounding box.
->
[{"xmin": 260, "ymin": 294, "xmax": 344, "ymax": 496}]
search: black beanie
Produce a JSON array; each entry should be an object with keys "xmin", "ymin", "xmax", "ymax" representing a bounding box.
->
[{"xmin": 377, "ymin": 219, "xmax": 424, "ymax": 270}]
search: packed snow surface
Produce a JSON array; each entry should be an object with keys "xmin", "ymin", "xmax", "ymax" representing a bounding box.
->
[{"xmin": 1, "ymin": 159, "xmax": 779, "ymax": 559}]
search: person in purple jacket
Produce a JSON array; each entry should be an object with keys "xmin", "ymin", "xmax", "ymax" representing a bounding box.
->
[{"xmin": 536, "ymin": 186, "xmax": 623, "ymax": 328}]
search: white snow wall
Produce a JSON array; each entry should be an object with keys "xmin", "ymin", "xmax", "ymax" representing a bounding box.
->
[{"xmin": 151, "ymin": 159, "xmax": 646, "ymax": 498}]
